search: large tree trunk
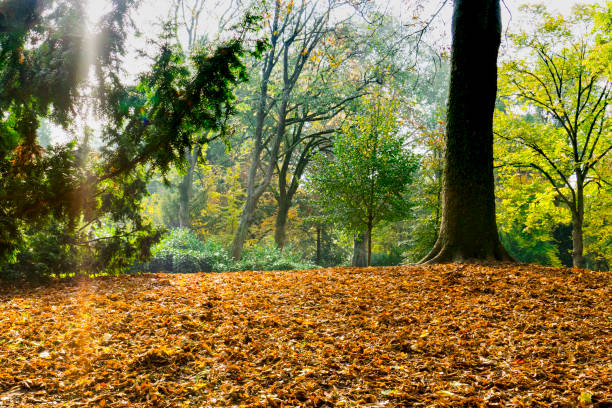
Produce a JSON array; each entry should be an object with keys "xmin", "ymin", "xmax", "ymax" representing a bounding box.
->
[
  {"xmin": 571, "ymin": 181, "xmax": 585, "ymax": 268},
  {"xmin": 352, "ymin": 231, "xmax": 368, "ymax": 267},
  {"xmin": 420, "ymin": 0, "xmax": 513, "ymax": 264}
]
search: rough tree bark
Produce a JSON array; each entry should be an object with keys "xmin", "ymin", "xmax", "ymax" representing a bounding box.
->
[{"xmin": 420, "ymin": 0, "xmax": 513, "ymax": 264}]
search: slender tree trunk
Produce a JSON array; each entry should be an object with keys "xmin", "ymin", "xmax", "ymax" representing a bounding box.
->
[
  {"xmin": 230, "ymin": 119, "xmax": 266, "ymax": 260},
  {"xmin": 572, "ymin": 181, "xmax": 585, "ymax": 268},
  {"xmin": 352, "ymin": 231, "xmax": 368, "ymax": 267},
  {"xmin": 273, "ymin": 125, "xmax": 312, "ymax": 250},
  {"xmin": 367, "ymin": 221, "xmax": 373, "ymax": 267},
  {"xmin": 274, "ymin": 195, "xmax": 291, "ymax": 249},
  {"xmin": 274, "ymin": 155, "xmax": 291, "ymax": 249},
  {"xmin": 231, "ymin": 194, "xmax": 258, "ymax": 259},
  {"xmin": 571, "ymin": 211, "xmax": 585, "ymax": 268},
  {"xmin": 177, "ymin": 146, "xmax": 200, "ymax": 229},
  {"xmin": 420, "ymin": 0, "xmax": 513, "ymax": 264},
  {"xmin": 231, "ymin": 93, "xmax": 288, "ymax": 260},
  {"xmin": 231, "ymin": 137, "xmax": 265, "ymax": 260},
  {"xmin": 316, "ymin": 226, "xmax": 321, "ymax": 265}
]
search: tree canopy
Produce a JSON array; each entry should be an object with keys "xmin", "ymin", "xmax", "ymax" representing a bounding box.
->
[{"xmin": 495, "ymin": 4, "xmax": 611, "ymax": 268}]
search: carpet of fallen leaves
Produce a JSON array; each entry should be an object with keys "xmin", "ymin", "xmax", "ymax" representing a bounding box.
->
[{"xmin": 0, "ymin": 264, "xmax": 610, "ymax": 407}]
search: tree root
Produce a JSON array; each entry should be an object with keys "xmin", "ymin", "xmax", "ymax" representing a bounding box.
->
[{"xmin": 418, "ymin": 241, "xmax": 515, "ymax": 265}]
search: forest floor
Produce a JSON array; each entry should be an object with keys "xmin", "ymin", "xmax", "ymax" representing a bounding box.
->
[{"xmin": 0, "ymin": 264, "xmax": 610, "ymax": 407}]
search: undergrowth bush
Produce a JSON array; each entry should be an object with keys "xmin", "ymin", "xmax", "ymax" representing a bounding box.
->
[
  {"xmin": 371, "ymin": 248, "xmax": 404, "ymax": 266},
  {"xmin": 1, "ymin": 222, "xmax": 77, "ymax": 282},
  {"xmin": 134, "ymin": 229, "xmax": 316, "ymax": 273},
  {"xmin": 236, "ymin": 245, "xmax": 316, "ymax": 272}
]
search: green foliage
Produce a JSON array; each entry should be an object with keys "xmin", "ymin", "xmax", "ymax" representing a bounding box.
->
[
  {"xmin": 494, "ymin": 162, "xmax": 568, "ymax": 266},
  {"xmin": 134, "ymin": 229, "xmax": 315, "ymax": 273},
  {"xmin": 587, "ymin": 2, "xmax": 612, "ymax": 78},
  {"xmin": 495, "ymin": 4, "xmax": 612, "ymax": 267},
  {"xmin": 403, "ymin": 110, "xmax": 446, "ymax": 263},
  {"xmin": 1, "ymin": 221, "xmax": 77, "ymax": 282},
  {"xmin": 500, "ymin": 228, "xmax": 562, "ymax": 267},
  {"xmin": 133, "ymin": 229, "xmax": 228, "ymax": 273},
  {"xmin": 370, "ymin": 248, "xmax": 404, "ymax": 267},
  {"xmin": 236, "ymin": 245, "xmax": 317, "ymax": 272},
  {"xmin": 157, "ymin": 227, "xmax": 208, "ymax": 252},
  {"xmin": 1, "ymin": 215, "xmax": 164, "ymax": 282},
  {"xmin": 582, "ymin": 155, "xmax": 612, "ymax": 269},
  {"xmin": 389, "ymin": 57, "xmax": 449, "ymax": 264},
  {"xmin": 0, "ymin": 1, "xmax": 263, "ymax": 280},
  {"xmin": 308, "ymin": 91, "xmax": 418, "ymax": 237}
]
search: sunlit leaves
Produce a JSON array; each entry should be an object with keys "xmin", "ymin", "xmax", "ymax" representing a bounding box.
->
[{"xmin": 495, "ymin": 4, "xmax": 612, "ymax": 267}]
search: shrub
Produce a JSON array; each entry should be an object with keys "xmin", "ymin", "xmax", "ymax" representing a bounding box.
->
[
  {"xmin": 134, "ymin": 229, "xmax": 317, "ymax": 273},
  {"xmin": 160, "ymin": 228, "xmax": 207, "ymax": 252},
  {"xmin": 1, "ymin": 221, "xmax": 77, "ymax": 282},
  {"xmin": 235, "ymin": 245, "xmax": 317, "ymax": 272},
  {"xmin": 173, "ymin": 250, "xmax": 209, "ymax": 274},
  {"xmin": 135, "ymin": 229, "xmax": 233, "ymax": 273},
  {"xmin": 371, "ymin": 249, "xmax": 404, "ymax": 267}
]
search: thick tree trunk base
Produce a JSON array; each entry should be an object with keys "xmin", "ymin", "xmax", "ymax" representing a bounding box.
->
[{"xmin": 419, "ymin": 240, "xmax": 514, "ymax": 265}]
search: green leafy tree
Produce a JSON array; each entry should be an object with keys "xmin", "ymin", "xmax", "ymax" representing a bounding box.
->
[
  {"xmin": 583, "ymin": 154, "xmax": 612, "ymax": 269},
  {"xmin": 229, "ymin": 0, "xmax": 371, "ymax": 260},
  {"xmin": 495, "ymin": 4, "xmax": 611, "ymax": 268},
  {"xmin": 495, "ymin": 165, "xmax": 567, "ymax": 266},
  {"xmin": 308, "ymin": 92, "xmax": 418, "ymax": 266},
  {"xmin": 591, "ymin": 2, "xmax": 612, "ymax": 78},
  {"xmin": 0, "ymin": 0, "xmax": 140, "ymax": 271},
  {"xmin": 0, "ymin": 0, "xmax": 263, "ymax": 279}
]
